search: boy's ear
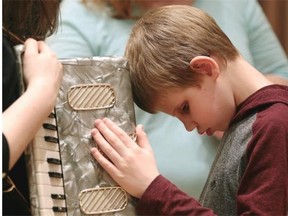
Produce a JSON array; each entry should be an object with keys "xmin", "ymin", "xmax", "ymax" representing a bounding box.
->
[{"xmin": 189, "ymin": 56, "xmax": 219, "ymax": 79}]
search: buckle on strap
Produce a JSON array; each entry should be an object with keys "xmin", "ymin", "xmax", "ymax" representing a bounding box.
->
[{"xmin": 3, "ymin": 176, "xmax": 16, "ymax": 193}]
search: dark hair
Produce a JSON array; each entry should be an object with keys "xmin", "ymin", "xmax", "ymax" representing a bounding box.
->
[{"xmin": 3, "ymin": 0, "xmax": 60, "ymax": 44}]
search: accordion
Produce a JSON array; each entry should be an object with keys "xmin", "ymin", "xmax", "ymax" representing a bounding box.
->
[{"xmin": 15, "ymin": 45, "xmax": 137, "ymax": 216}]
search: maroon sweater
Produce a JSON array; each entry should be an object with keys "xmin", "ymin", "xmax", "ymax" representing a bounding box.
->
[{"xmin": 136, "ymin": 85, "xmax": 288, "ymax": 215}]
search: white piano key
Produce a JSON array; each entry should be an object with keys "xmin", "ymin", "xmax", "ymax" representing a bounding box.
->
[
  {"xmin": 39, "ymin": 208, "xmax": 67, "ymax": 216},
  {"xmin": 38, "ymin": 196, "xmax": 66, "ymax": 209},
  {"xmin": 35, "ymin": 126, "xmax": 58, "ymax": 138},
  {"xmin": 32, "ymin": 137, "xmax": 59, "ymax": 152},
  {"xmin": 36, "ymin": 184, "xmax": 64, "ymax": 197},
  {"xmin": 44, "ymin": 116, "xmax": 57, "ymax": 124},
  {"xmin": 33, "ymin": 148, "xmax": 60, "ymax": 161},
  {"xmin": 34, "ymin": 160, "xmax": 62, "ymax": 173},
  {"xmin": 36, "ymin": 172, "xmax": 63, "ymax": 187}
]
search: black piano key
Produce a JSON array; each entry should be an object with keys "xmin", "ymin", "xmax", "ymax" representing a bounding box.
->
[
  {"xmin": 44, "ymin": 136, "xmax": 58, "ymax": 143},
  {"xmin": 47, "ymin": 158, "xmax": 61, "ymax": 165},
  {"xmin": 52, "ymin": 206, "xmax": 67, "ymax": 213},
  {"xmin": 48, "ymin": 112, "xmax": 56, "ymax": 118},
  {"xmin": 48, "ymin": 172, "xmax": 62, "ymax": 178},
  {"xmin": 51, "ymin": 194, "xmax": 65, "ymax": 200},
  {"xmin": 43, "ymin": 123, "xmax": 57, "ymax": 131}
]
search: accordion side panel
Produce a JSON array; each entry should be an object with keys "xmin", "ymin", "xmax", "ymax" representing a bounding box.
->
[{"xmin": 57, "ymin": 57, "xmax": 136, "ymax": 216}]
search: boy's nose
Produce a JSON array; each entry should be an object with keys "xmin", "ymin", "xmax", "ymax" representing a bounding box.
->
[
  {"xmin": 184, "ymin": 124, "xmax": 196, "ymax": 132},
  {"xmin": 179, "ymin": 118, "xmax": 196, "ymax": 132}
]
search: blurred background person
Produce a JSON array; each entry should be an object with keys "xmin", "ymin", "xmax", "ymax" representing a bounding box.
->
[{"xmin": 46, "ymin": 0, "xmax": 288, "ymax": 198}]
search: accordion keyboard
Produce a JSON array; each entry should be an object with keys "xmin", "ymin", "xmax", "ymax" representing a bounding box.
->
[{"xmin": 26, "ymin": 111, "xmax": 67, "ymax": 215}]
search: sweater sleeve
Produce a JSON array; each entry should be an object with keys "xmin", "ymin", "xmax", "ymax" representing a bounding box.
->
[
  {"xmin": 237, "ymin": 102, "xmax": 288, "ymax": 215},
  {"xmin": 136, "ymin": 175, "xmax": 216, "ymax": 215}
]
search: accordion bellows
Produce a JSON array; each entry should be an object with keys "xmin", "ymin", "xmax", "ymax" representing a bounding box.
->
[{"xmin": 24, "ymin": 55, "xmax": 137, "ymax": 215}]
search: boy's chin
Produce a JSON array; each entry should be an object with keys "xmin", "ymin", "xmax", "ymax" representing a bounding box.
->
[{"xmin": 212, "ymin": 131, "xmax": 224, "ymax": 139}]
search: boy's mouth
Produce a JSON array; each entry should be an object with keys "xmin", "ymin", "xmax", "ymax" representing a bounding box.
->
[{"xmin": 206, "ymin": 128, "xmax": 214, "ymax": 136}]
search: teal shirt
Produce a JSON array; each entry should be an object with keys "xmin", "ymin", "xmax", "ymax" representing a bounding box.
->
[{"xmin": 47, "ymin": 0, "xmax": 288, "ymax": 198}]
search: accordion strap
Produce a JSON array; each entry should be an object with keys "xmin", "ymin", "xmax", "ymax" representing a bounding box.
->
[{"xmin": 3, "ymin": 175, "xmax": 31, "ymax": 215}]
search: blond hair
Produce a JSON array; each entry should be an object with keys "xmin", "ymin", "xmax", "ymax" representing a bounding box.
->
[{"xmin": 125, "ymin": 5, "xmax": 239, "ymax": 113}]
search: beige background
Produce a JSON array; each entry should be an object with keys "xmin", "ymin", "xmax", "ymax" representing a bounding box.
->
[{"xmin": 259, "ymin": 0, "xmax": 288, "ymax": 55}]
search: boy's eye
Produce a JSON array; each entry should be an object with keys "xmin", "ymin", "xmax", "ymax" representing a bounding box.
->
[{"xmin": 180, "ymin": 102, "xmax": 189, "ymax": 114}]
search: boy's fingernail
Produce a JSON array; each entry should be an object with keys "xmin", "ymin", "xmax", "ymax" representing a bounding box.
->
[
  {"xmin": 91, "ymin": 148, "xmax": 97, "ymax": 154},
  {"xmin": 91, "ymin": 128, "xmax": 98, "ymax": 135}
]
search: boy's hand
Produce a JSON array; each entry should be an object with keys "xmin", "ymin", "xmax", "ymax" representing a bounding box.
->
[{"xmin": 91, "ymin": 118, "xmax": 159, "ymax": 198}]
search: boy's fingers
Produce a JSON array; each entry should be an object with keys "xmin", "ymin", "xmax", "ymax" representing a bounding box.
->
[
  {"xmin": 95, "ymin": 118, "xmax": 134, "ymax": 149},
  {"xmin": 94, "ymin": 119, "xmax": 127, "ymax": 155},
  {"xmin": 91, "ymin": 128, "xmax": 121, "ymax": 163},
  {"xmin": 91, "ymin": 147, "xmax": 118, "ymax": 177},
  {"xmin": 135, "ymin": 124, "xmax": 150, "ymax": 149},
  {"xmin": 104, "ymin": 118, "xmax": 137, "ymax": 149}
]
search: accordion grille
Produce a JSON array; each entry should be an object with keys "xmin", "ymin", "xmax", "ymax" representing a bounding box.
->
[{"xmin": 79, "ymin": 187, "xmax": 127, "ymax": 214}]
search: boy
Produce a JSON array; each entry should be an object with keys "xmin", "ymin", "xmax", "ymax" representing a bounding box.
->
[{"xmin": 91, "ymin": 5, "xmax": 288, "ymax": 215}]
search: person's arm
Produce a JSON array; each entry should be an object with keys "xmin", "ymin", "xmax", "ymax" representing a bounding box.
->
[
  {"xmin": 90, "ymin": 118, "xmax": 216, "ymax": 215},
  {"xmin": 245, "ymin": 0, "xmax": 288, "ymax": 83},
  {"xmin": 2, "ymin": 39, "xmax": 63, "ymax": 170},
  {"xmin": 136, "ymin": 175, "xmax": 215, "ymax": 215}
]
